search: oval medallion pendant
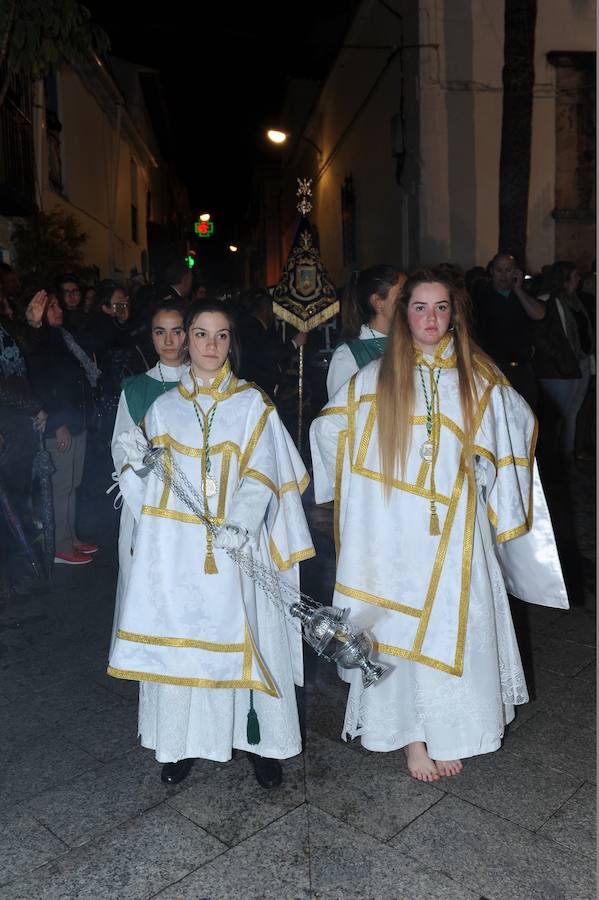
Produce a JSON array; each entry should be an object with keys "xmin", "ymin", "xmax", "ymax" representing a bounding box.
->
[
  {"xmin": 204, "ymin": 475, "xmax": 218, "ymax": 497},
  {"xmin": 420, "ymin": 440, "xmax": 434, "ymax": 462}
]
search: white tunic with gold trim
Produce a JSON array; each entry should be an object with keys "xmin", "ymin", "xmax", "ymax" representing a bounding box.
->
[
  {"xmin": 109, "ymin": 363, "xmax": 186, "ymax": 656},
  {"xmin": 310, "ymin": 336, "xmax": 568, "ymax": 759},
  {"xmin": 108, "ymin": 364, "xmax": 315, "ymax": 762}
]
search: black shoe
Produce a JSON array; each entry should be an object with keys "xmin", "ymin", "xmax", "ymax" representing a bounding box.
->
[
  {"xmin": 161, "ymin": 758, "xmax": 194, "ymax": 784},
  {"xmin": 247, "ymin": 752, "xmax": 282, "ymax": 789}
]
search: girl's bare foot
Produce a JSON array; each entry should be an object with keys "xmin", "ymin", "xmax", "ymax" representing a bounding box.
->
[
  {"xmin": 434, "ymin": 758, "xmax": 463, "ymax": 776},
  {"xmin": 405, "ymin": 742, "xmax": 440, "ymax": 781}
]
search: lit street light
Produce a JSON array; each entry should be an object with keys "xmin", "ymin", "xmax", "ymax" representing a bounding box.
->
[
  {"xmin": 199, "ymin": 212, "xmax": 211, "ymax": 221},
  {"xmin": 266, "ymin": 129, "xmax": 287, "ymax": 144},
  {"xmin": 229, "ymin": 245, "xmax": 238, "ymax": 253},
  {"xmin": 266, "ymin": 128, "xmax": 322, "ymax": 157}
]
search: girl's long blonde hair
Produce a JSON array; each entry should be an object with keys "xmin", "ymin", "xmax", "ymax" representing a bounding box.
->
[{"xmin": 377, "ymin": 268, "xmax": 492, "ymax": 493}]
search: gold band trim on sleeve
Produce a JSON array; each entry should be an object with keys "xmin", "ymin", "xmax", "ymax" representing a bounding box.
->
[
  {"xmin": 244, "ymin": 468, "xmax": 278, "ymax": 496},
  {"xmin": 116, "ymin": 629, "xmax": 244, "ymax": 652},
  {"xmin": 497, "ymin": 455, "xmax": 529, "ymax": 468},
  {"xmin": 240, "ymin": 407, "xmax": 272, "ymax": 476},
  {"xmin": 372, "ymin": 643, "xmax": 463, "ymax": 675},
  {"xmin": 279, "ymin": 472, "xmax": 310, "ymax": 496},
  {"xmin": 335, "ymin": 581, "xmax": 421, "ymax": 618},
  {"xmin": 141, "ymin": 505, "xmax": 223, "ymax": 527},
  {"xmin": 268, "ymin": 539, "xmax": 316, "ymax": 571},
  {"xmin": 317, "ymin": 405, "xmax": 348, "ymax": 417}
]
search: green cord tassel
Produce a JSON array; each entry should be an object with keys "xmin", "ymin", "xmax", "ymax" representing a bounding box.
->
[{"xmin": 247, "ymin": 690, "xmax": 261, "ymax": 745}]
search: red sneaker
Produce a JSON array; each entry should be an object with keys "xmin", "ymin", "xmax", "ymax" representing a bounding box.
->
[
  {"xmin": 74, "ymin": 543, "xmax": 99, "ymax": 554},
  {"xmin": 54, "ymin": 551, "xmax": 93, "ymax": 565}
]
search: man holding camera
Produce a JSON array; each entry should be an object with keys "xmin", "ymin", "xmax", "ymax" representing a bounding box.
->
[{"xmin": 472, "ymin": 253, "xmax": 546, "ymax": 411}]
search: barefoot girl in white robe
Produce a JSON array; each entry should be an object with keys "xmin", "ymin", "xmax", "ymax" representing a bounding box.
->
[{"xmin": 310, "ymin": 268, "xmax": 568, "ymax": 782}]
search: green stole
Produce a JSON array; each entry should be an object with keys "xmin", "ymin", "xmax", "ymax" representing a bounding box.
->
[
  {"xmin": 122, "ymin": 372, "xmax": 179, "ymax": 424},
  {"xmin": 346, "ymin": 337, "xmax": 387, "ymax": 369}
]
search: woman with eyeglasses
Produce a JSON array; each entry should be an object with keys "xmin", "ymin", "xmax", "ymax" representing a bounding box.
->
[{"xmin": 90, "ymin": 280, "xmax": 147, "ymax": 445}]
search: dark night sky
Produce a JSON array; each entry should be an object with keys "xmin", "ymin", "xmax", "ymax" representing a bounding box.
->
[{"xmin": 87, "ymin": 2, "xmax": 354, "ymax": 233}]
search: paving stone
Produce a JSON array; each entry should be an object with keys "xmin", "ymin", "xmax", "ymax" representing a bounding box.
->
[
  {"xmin": 0, "ymin": 733, "xmax": 100, "ymax": 810},
  {"xmin": 305, "ymin": 730, "xmax": 444, "ymax": 841},
  {"xmin": 503, "ymin": 709, "xmax": 596, "ymax": 783},
  {"xmin": 167, "ymin": 751, "xmax": 305, "ymax": 846},
  {"xmin": 0, "ymin": 804, "xmax": 225, "ymax": 900},
  {"xmin": 575, "ymin": 661, "xmax": 596, "ymax": 683},
  {"xmin": 545, "ymin": 677, "xmax": 596, "ymax": 730},
  {"xmin": 21, "ymin": 746, "xmax": 215, "ymax": 848},
  {"xmin": 538, "ymin": 782, "xmax": 596, "ymax": 860},
  {"xmin": 554, "ymin": 609, "xmax": 596, "ymax": 647},
  {"xmin": 152, "ymin": 805, "xmax": 311, "ymax": 899},
  {"xmin": 530, "ymin": 633, "xmax": 595, "ymax": 677},
  {"xmin": 439, "ymin": 745, "xmax": 583, "ymax": 830},
  {"xmin": 58, "ymin": 701, "xmax": 140, "ymax": 762},
  {"xmin": 0, "ymin": 806, "xmax": 68, "ymax": 886},
  {"xmin": 393, "ymin": 794, "xmax": 596, "ymax": 900},
  {"xmin": 308, "ymin": 804, "xmax": 479, "ymax": 899}
]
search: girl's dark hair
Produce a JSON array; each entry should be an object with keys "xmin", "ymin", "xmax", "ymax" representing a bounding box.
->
[
  {"xmin": 341, "ymin": 265, "xmax": 401, "ymax": 340},
  {"xmin": 150, "ymin": 297, "xmax": 186, "ymax": 325},
  {"xmin": 184, "ymin": 299, "xmax": 241, "ymax": 375}
]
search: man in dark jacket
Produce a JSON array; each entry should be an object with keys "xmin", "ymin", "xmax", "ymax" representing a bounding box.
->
[
  {"xmin": 238, "ymin": 290, "xmax": 306, "ymax": 402},
  {"xmin": 472, "ymin": 253, "xmax": 546, "ymax": 410}
]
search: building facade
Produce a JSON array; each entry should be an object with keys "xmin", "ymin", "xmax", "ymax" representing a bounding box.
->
[
  {"xmin": 254, "ymin": 0, "xmax": 595, "ymax": 289},
  {"xmin": 0, "ymin": 53, "xmax": 191, "ymax": 281}
]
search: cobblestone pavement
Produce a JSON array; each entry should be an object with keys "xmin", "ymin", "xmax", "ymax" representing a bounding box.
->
[{"xmin": 0, "ymin": 458, "xmax": 595, "ymax": 899}]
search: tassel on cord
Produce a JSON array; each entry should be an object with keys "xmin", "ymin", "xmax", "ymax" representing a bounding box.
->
[
  {"xmin": 204, "ymin": 532, "xmax": 218, "ymax": 574},
  {"xmin": 429, "ymin": 500, "xmax": 441, "ymax": 536},
  {"xmin": 247, "ymin": 690, "xmax": 261, "ymax": 744}
]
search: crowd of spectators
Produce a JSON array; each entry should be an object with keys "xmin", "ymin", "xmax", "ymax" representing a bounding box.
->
[{"xmin": 0, "ymin": 251, "xmax": 595, "ymax": 596}]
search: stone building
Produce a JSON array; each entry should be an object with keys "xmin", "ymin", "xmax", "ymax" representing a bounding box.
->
[
  {"xmin": 250, "ymin": 0, "xmax": 595, "ymax": 289},
  {"xmin": 0, "ymin": 53, "xmax": 190, "ymax": 280}
]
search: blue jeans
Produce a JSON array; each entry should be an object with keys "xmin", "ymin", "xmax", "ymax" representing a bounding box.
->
[{"xmin": 541, "ymin": 355, "xmax": 591, "ymax": 456}]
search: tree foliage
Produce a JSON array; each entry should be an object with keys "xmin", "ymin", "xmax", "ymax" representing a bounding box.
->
[
  {"xmin": 12, "ymin": 207, "xmax": 96, "ymax": 295},
  {"xmin": 0, "ymin": 0, "xmax": 109, "ymax": 109}
]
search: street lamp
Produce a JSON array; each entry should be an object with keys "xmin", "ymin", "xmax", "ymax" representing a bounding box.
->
[
  {"xmin": 229, "ymin": 245, "xmax": 238, "ymax": 253},
  {"xmin": 199, "ymin": 212, "xmax": 211, "ymax": 221},
  {"xmin": 266, "ymin": 129, "xmax": 322, "ymax": 158},
  {"xmin": 266, "ymin": 129, "xmax": 287, "ymax": 144}
]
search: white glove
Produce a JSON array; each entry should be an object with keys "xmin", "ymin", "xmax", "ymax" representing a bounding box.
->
[
  {"xmin": 213, "ymin": 522, "xmax": 249, "ymax": 551},
  {"xmin": 115, "ymin": 426, "xmax": 150, "ymax": 476}
]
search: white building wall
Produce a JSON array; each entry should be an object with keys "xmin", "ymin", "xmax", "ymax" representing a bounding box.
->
[{"xmin": 38, "ymin": 66, "xmax": 152, "ymax": 280}]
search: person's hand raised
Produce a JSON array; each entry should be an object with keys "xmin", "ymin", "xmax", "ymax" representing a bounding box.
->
[{"xmin": 25, "ymin": 290, "xmax": 48, "ymax": 328}]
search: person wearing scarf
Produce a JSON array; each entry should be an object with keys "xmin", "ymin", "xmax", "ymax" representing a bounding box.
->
[
  {"xmin": 23, "ymin": 291, "xmax": 99, "ymax": 565},
  {"xmin": 310, "ymin": 268, "xmax": 568, "ymax": 783}
]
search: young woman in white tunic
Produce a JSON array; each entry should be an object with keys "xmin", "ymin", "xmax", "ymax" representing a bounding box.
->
[
  {"xmin": 310, "ymin": 268, "xmax": 568, "ymax": 782},
  {"xmin": 326, "ymin": 265, "xmax": 406, "ymax": 398},
  {"xmin": 109, "ymin": 300, "xmax": 314, "ymax": 788},
  {"xmin": 109, "ymin": 299, "xmax": 187, "ymax": 655}
]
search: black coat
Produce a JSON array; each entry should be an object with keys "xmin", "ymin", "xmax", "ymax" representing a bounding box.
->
[
  {"xmin": 532, "ymin": 297, "xmax": 581, "ymax": 380},
  {"xmin": 238, "ymin": 315, "xmax": 296, "ymax": 401},
  {"xmin": 23, "ymin": 325, "xmax": 91, "ymax": 436}
]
